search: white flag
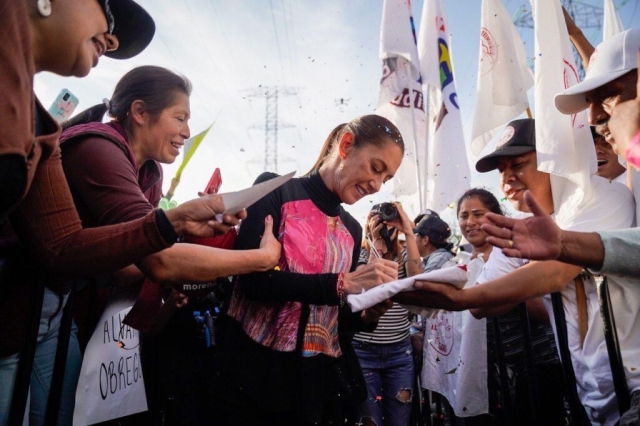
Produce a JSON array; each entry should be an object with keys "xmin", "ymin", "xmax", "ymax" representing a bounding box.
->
[
  {"xmin": 533, "ymin": 0, "xmax": 595, "ymax": 224},
  {"xmin": 603, "ymin": 0, "xmax": 624, "ymax": 41},
  {"xmin": 376, "ymin": 0, "xmax": 427, "ymax": 214},
  {"xmin": 470, "ymin": 0, "xmax": 534, "ymax": 156},
  {"xmin": 418, "ymin": 0, "xmax": 470, "ymax": 213}
]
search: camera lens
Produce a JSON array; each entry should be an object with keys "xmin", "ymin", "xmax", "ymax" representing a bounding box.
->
[
  {"xmin": 62, "ymin": 92, "xmax": 70, "ymax": 101},
  {"xmin": 378, "ymin": 203, "xmax": 399, "ymax": 222}
]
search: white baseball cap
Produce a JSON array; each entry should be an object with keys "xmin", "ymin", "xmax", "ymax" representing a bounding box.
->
[{"xmin": 555, "ymin": 28, "xmax": 640, "ymax": 115}]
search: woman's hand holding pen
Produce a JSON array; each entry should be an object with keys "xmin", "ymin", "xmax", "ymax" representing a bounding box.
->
[{"xmin": 342, "ymin": 257, "xmax": 398, "ymax": 294}]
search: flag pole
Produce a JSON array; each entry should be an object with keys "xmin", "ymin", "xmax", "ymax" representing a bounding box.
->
[
  {"xmin": 423, "ymin": 85, "xmax": 430, "ymax": 211},
  {"xmin": 165, "ymin": 176, "xmax": 180, "ymax": 200},
  {"xmin": 407, "ymin": 63, "xmax": 424, "ymax": 212},
  {"xmin": 526, "ymin": 107, "xmax": 533, "ymax": 119}
]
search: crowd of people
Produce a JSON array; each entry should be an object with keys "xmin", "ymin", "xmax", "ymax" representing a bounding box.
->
[{"xmin": 1, "ymin": 0, "xmax": 639, "ymax": 425}]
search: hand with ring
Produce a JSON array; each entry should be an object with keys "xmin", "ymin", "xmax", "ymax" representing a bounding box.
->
[{"xmin": 480, "ymin": 190, "xmax": 563, "ymax": 260}]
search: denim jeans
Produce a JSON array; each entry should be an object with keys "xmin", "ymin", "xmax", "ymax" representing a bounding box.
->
[
  {"xmin": 0, "ymin": 287, "xmax": 81, "ymax": 426},
  {"xmin": 352, "ymin": 337, "xmax": 414, "ymax": 426}
]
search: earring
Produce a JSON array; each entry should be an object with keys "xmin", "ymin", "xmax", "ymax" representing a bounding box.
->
[
  {"xmin": 139, "ymin": 121, "xmax": 144, "ymax": 125},
  {"xmin": 37, "ymin": 0, "xmax": 52, "ymax": 17}
]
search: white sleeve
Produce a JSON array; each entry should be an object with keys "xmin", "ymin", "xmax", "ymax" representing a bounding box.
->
[{"xmin": 476, "ymin": 246, "xmax": 526, "ymax": 285}]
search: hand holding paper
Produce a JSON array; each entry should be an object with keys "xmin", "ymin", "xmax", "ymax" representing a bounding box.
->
[
  {"xmin": 347, "ymin": 256, "xmax": 485, "ymax": 318},
  {"xmin": 347, "ymin": 264, "xmax": 468, "ymax": 312},
  {"xmin": 219, "ymin": 171, "xmax": 296, "ymax": 216}
]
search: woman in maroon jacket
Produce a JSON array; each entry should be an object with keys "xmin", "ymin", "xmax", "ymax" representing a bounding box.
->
[
  {"xmin": 57, "ymin": 65, "xmax": 281, "ymax": 423},
  {"xmin": 0, "ymin": 2, "xmax": 252, "ymax": 424}
]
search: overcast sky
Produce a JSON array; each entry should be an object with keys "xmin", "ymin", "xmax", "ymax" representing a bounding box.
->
[{"xmin": 35, "ymin": 0, "xmax": 640, "ymax": 225}]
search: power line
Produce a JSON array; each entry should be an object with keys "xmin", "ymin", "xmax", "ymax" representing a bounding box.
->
[
  {"xmin": 269, "ymin": 0, "xmax": 289, "ymax": 85},
  {"xmin": 246, "ymin": 86, "xmax": 299, "ymax": 172}
]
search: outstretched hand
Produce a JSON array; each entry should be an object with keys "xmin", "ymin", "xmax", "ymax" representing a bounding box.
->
[
  {"xmin": 392, "ymin": 281, "xmax": 467, "ymax": 311},
  {"xmin": 165, "ymin": 194, "xmax": 247, "ymax": 238},
  {"xmin": 361, "ymin": 299, "xmax": 393, "ymax": 324},
  {"xmin": 257, "ymin": 215, "xmax": 281, "ymax": 270},
  {"xmin": 480, "ymin": 191, "xmax": 562, "ymax": 261}
]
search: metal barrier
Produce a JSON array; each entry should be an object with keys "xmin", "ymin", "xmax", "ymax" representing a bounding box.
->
[
  {"xmin": 44, "ymin": 290, "xmax": 76, "ymax": 425},
  {"xmin": 517, "ymin": 302, "xmax": 540, "ymax": 425},
  {"xmin": 597, "ymin": 277, "xmax": 630, "ymax": 415},
  {"xmin": 8, "ymin": 280, "xmax": 44, "ymax": 426},
  {"xmin": 491, "ymin": 316, "xmax": 513, "ymax": 425},
  {"xmin": 550, "ymin": 292, "xmax": 591, "ymax": 425}
]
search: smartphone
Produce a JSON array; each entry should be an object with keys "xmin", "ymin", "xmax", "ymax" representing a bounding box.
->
[
  {"xmin": 48, "ymin": 89, "xmax": 79, "ymax": 123},
  {"xmin": 204, "ymin": 168, "xmax": 222, "ymax": 194}
]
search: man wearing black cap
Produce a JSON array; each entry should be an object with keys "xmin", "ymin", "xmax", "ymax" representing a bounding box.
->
[
  {"xmin": 412, "ymin": 213, "xmax": 454, "ymax": 272},
  {"xmin": 408, "ymin": 118, "xmax": 638, "ymax": 425}
]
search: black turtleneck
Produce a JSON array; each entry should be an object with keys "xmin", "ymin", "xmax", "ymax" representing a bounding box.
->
[
  {"xmin": 218, "ymin": 171, "xmax": 368, "ymax": 420},
  {"xmin": 234, "ymin": 171, "xmax": 361, "ymax": 305}
]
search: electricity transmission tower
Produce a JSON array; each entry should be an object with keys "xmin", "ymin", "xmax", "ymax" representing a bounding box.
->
[
  {"xmin": 246, "ymin": 86, "xmax": 298, "ymax": 173},
  {"xmin": 513, "ymin": 0, "xmax": 604, "ymax": 79}
]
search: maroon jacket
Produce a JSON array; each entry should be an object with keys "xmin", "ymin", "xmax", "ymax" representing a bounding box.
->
[
  {"xmin": 0, "ymin": 1, "xmax": 170, "ymax": 275},
  {"xmin": 60, "ymin": 121, "xmax": 163, "ymax": 226}
]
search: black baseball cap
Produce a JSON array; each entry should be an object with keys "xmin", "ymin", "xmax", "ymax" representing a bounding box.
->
[
  {"xmin": 413, "ymin": 208, "xmax": 439, "ymax": 225},
  {"xmin": 98, "ymin": 0, "xmax": 156, "ymax": 60},
  {"xmin": 412, "ymin": 215, "xmax": 451, "ymax": 245},
  {"xmin": 475, "ymin": 119, "xmax": 536, "ymax": 173}
]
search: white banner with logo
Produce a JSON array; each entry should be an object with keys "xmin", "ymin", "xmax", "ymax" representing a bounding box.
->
[
  {"xmin": 421, "ymin": 258, "xmax": 488, "ymax": 416},
  {"xmin": 73, "ymin": 290, "xmax": 147, "ymax": 425},
  {"xmin": 376, "ymin": 0, "xmax": 427, "ymax": 215},
  {"xmin": 470, "ymin": 0, "xmax": 533, "ymax": 156},
  {"xmin": 417, "ymin": 0, "xmax": 470, "ymax": 213}
]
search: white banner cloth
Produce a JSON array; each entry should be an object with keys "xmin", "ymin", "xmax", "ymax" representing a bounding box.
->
[
  {"xmin": 417, "ymin": 0, "xmax": 470, "ymax": 212},
  {"xmin": 73, "ymin": 291, "xmax": 147, "ymax": 425},
  {"xmin": 346, "ymin": 263, "xmax": 468, "ymax": 313},
  {"xmin": 603, "ymin": 0, "xmax": 624, "ymax": 41},
  {"xmin": 470, "ymin": 0, "xmax": 533, "ymax": 156},
  {"xmin": 376, "ymin": 0, "xmax": 427, "ymax": 214},
  {"xmin": 421, "ymin": 257, "xmax": 488, "ymax": 417},
  {"xmin": 533, "ymin": 0, "xmax": 595, "ymax": 219}
]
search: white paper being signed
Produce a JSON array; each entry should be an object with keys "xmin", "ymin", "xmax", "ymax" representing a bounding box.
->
[{"xmin": 219, "ymin": 171, "xmax": 295, "ymax": 217}]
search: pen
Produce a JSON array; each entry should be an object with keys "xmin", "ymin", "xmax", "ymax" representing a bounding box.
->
[{"xmin": 366, "ymin": 235, "xmax": 381, "ymax": 259}]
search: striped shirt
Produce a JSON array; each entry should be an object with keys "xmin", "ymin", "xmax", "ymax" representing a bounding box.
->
[{"xmin": 353, "ymin": 248, "xmax": 410, "ymax": 344}]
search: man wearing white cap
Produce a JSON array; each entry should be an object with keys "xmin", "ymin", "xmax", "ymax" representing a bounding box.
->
[
  {"xmin": 480, "ymin": 29, "xmax": 640, "ymax": 425},
  {"xmin": 400, "ymin": 115, "xmax": 639, "ymax": 424},
  {"xmin": 556, "ymin": 29, "xmax": 640, "ymax": 212},
  {"xmin": 482, "ymin": 30, "xmax": 640, "ymax": 276}
]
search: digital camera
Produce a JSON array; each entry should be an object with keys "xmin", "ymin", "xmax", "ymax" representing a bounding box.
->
[{"xmin": 371, "ymin": 202, "xmax": 399, "ymax": 223}]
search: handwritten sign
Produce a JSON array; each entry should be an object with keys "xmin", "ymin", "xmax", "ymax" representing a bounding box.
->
[{"xmin": 73, "ymin": 291, "xmax": 147, "ymax": 425}]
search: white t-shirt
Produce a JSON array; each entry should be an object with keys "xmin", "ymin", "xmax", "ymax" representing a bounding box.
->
[
  {"xmin": 476, "ymin": 246, "xmax": 528, "ymax": 285},
  {"xmin": 542, "ymin": 175, "xmax": 638, "ymax": 425},
  {"xmin": 613, "ymin": 171, "xmax": 627, "ymax": 185}
]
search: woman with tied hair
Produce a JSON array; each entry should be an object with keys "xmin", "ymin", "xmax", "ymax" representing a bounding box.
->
[
  {"xmin": 0, "ymin": 2, "xmax": 243, "ymax": 425},
  {"xmin": 58, "ymin": 65, "xmax": 281, "ymax": 422},
  {"xmin": 214, "ymin": 115, "xmax": 405, "ymax": 425},
  {"xmin": 451, "ymin": 188, "xmax": 563, "ymax": 425}
]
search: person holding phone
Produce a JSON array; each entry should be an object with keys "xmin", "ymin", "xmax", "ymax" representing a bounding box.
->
[
  {"xmin": 58, "ymin": 66, "xmax": 281, "ymax": 423},
  {"xmin": 0, "ymin": 2, "xmax": 251, "ymax": 425}
]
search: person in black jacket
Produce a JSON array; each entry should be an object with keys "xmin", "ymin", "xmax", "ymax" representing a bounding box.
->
[{"xmin": 215, "ymin": 114, "xmax": 406, "ymax": 425}]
